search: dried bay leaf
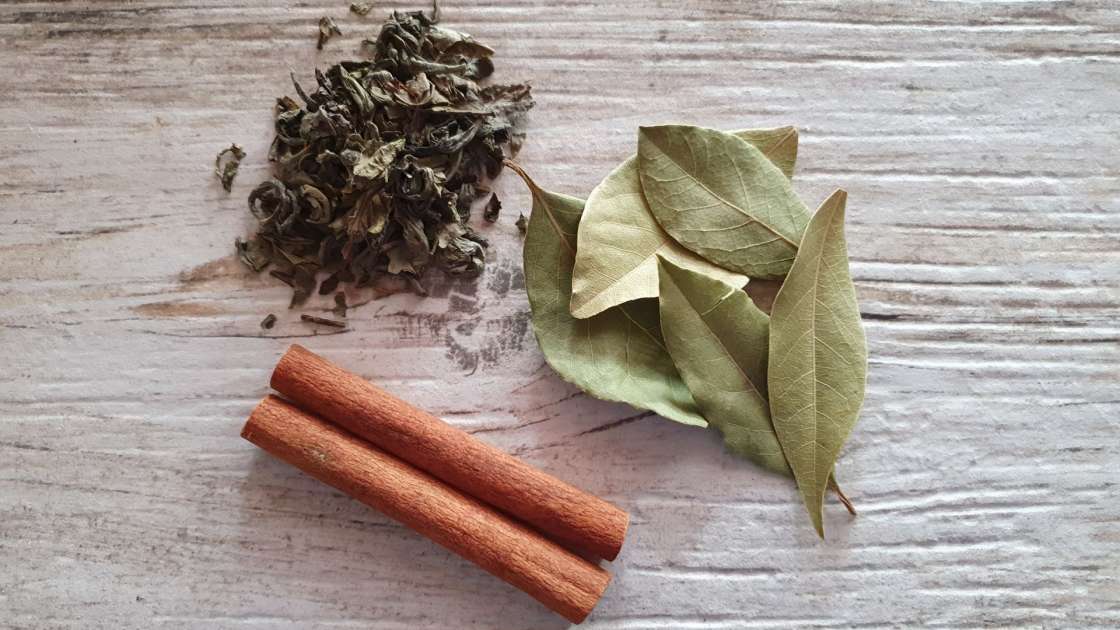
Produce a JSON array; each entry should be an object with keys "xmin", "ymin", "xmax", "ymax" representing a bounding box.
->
[
  {"xmin": 570, "ymin": 157, "xmax": 749, "ymax": 319},
  {"xmin": 638, "ymin": 125, "xmax": 811, "ymax": 279},
  {"xmin": 733, "ymin": 126, "xmax": 799, "ymax": 180},
  {"xmin": 656, "ymin": 257, "xmax": 789, "ymax": 475},
  {"xmin": 656, "ymin": 257, "xmax": 857, "ymax": 515},
  {"xmin": 570, "ymin": 127, "xmax": 793, "ymax": 320},
  {"xmin": 768, "ymin": 190, "xmax": 867, "ymax": 537},
  {"xmin": 509, "ymin": 162, "xmax": 707, "ymax": 428}
]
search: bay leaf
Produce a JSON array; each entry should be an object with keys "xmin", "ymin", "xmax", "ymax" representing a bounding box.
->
[
  {"xmin": 570, "ymin": 127, "xmax": 797, "ymax": 319},
  {"xmin": 508, "ymin": 162, "xmax": 707, "ymax": 428},
  {"xmin": 656, "ymin": 256, "xmax": 858, "ymax": 515},
  {"xmin": 768, "ymin": 189, "xmax": 867, "ymax": 537},
  {"xmin": 638, "ymin": 125, "xmax": 811, "ymax": 278},
  {"xmin": 732, "ymin": 126, "xmax": 799, "ymax": 180},
  {"xmin": 570, "ymin": 157, "xmax": 748, "ymax": 319},
  {"xmin": 656, "ymin": 256, "xmax": 790, "ymax": 475}
]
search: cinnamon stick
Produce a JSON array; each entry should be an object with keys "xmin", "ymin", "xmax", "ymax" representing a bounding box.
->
[
  {"xmin": 242, "ymin": 395, "xmax": 611, "ymax": 623},
  {"xmin": 270, "ymin": 344, "xmax": 629, "ymax": 561}
]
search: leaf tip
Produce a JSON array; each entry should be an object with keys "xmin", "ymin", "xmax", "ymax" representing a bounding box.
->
[
  {"xmin": 821, "ymin": 188, "xmax": 848, "ymax": 214},
  {"xmin": 810, "ymin": 507, "xmax": 825, "ymax": 539},
  {"xmin": 637, "ymin": 124, "xmax": 677, "ymax": 147}
]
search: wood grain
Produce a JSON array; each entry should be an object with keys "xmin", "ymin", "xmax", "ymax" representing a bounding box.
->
[{"xmin": 1, "ymin": 1, "xmax": 1118, "ymax": 628}]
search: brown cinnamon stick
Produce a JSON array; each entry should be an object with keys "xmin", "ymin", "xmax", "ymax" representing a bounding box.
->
[
  {"xmin": 242, "ymin": 395, "xmax": 611, "ymax": 623},
  {"xmin": 270, "ymin": 344, "xmax": 629, "ymax": 561}
]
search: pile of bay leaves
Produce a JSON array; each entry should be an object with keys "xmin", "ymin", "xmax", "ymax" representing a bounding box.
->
[{"xmin": 508, "ymin": 125, "xmax": 868, "ymax": 536}]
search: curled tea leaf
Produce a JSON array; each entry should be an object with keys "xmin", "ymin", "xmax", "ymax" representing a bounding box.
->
[
  {"xmin": 234, "ymin": 8, "xmax": 532, "ymax": 302},
  {"xmin": 768, "ymin": 190, "xmax": 867, "ymax": 537},
  {"xmin": 214, "ymin": 144, "xmax": 245, "ymax": 192},
  {"xmin": 509, "ymin": 161, "xmax": 706, "ymax": 427},
  {"xmin": 638, "ymin": 125, "xmax": 810, "ymax": 278}
]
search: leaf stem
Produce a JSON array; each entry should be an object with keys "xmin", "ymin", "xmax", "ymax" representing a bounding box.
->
[{"xmin": 828, "ymin": 478, "xmax": 857, "ymax": 515}]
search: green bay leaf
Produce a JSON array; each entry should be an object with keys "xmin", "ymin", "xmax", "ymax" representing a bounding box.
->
[
  {"xmin": 656, "ymin": 256, "xmax": 790, "ymax": 475},
  {"xmin": 570, "ymin": 157, "xmax": 748, "ymax": 319},
  {"xmin": 571, "ymin": 127, "xmax": 798, "ymax": 320},
  {"xmin": 732, "ymin": 126, "xmax": 799, "ymax": 180},
  {"xmin": 657, "ymin": 256, "xmax": 858, "ymax": 516},
  {"xmin": 768, "ymin": 189, "xmax": 868, "ymax": 537},
  {"xmin": 508, "ymin": 162, "xmax": 707, "ymax": 428},
  {"xmin": 638, "ymin": 125, "xmax": 811, "ymax": 278}
]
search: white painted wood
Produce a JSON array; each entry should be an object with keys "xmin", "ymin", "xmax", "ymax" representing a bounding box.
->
[{"xmin": 1, "ymin": 1, "xmax": 1118, "ymax": 628}]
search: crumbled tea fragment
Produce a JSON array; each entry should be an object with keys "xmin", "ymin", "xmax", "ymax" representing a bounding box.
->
[
  {"xmin": 317, "ymin": 16, "xmax": 342, "ymax": 50},
  {"xmin": 349, "ymin": 2, "xmax": 373, "ymax": 16},
  {"xmin": 484, "ymin": 193, "xmax": 501, "ymax": 223},
  {"xmin": 260, "ymin": 313, "xmax": 278, "ymax": 329},
  {"xmin": 215, "ymin": 144, "xmax": 245, "ymax": 192},
  {"xmin": 301, "ymin": 314, "xmax": 347, "ymax": 328},
  {"xmin": 515, "ymin": 212, "xmax": 527, "ymax": 234},
  {"xmin": 333, "ymin": 292, "xmax": 348, "ymax": 317}
]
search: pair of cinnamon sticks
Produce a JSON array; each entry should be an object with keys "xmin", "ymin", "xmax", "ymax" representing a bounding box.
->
[{"xmin": 242, "ymin": 345, "xmax": 628, "ymax": 623}]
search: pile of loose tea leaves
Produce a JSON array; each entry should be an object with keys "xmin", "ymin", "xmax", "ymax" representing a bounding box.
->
[
  {"xmin": 509, "ymin": 125, "xmax": 868, "ymax": 537},
  {"xmin": 233, "ymin": 7, "xmax": 532, "ymax": 306}
]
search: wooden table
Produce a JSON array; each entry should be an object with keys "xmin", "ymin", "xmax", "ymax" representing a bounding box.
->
[{"xmin": 2, "ymin": 2, "xmax": 1118, "ymax": 628}]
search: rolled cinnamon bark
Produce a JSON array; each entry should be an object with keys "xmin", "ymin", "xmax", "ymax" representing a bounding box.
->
[
  {"xmin": 242, "ymin": 395, "xmax": 611, "ymax": 624},
  {"xmin": 270, "ymin": 344, "xmax": 629, "ymax": 561}
]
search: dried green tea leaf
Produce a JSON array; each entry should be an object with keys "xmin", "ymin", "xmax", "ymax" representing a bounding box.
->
[
  {"xmin": 638, "ymin": 125, "xmax": 810, "ymax": 278},
  {"xmin": 509, "ymin": 162, "xmax": 706, "ymax": 427},
  {"xmin": 301, "ymin": 313, "xmax": 347, "ymax": 328},
  {"xmin": 570, "ymin": 128, "xmax": 794, "ymax": 320},
  {"xmin": 235, "ymin": 236, "xmax": 269, "ymax": 272},
  {"xmin": 483, "ymin": 193, "xmax": 501, "ymax": 223},
  {"xmin": 351, "ymin": 139, "xmax": 403, "ymax": 183},
  {"xmin": 215, "ymin": 144, "xmax": 245, "ymax": 192},
  {"xmin": 515, "ymin": 212, "xmax": 527, "ymax": 235},
  {"xmin": 317, "ymin": 16, "xmax": 342, "ymax": 50},
  {"xmin": 768, "ymin": 190, "xmax": 867, "ymax": 537},
  {"xmin": 289, "ymin": 266, "xmax": 317, "ymax": 308},
  {"xmin": 656, "ymin": 257, "xmax": 789, "ymax": 475},
  {"xmin": 234, "ymin": 8, "xmax": 532, "ymax": 303},
  {"xmin": 349, "ymin": 2, "xmax": 373, "ymax": 16},
  {"xmin": 332, "ymin": 292, "xmax": 348, "ymax": 318},
  {"xmin": 570, "ymin": 157, "xmax": 748, "ymax": 319}
]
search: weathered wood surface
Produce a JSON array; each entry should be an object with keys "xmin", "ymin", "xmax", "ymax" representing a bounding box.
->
[{"xmin": 1, "ymin": 1, "xmax": 1118, "ymax": 628}]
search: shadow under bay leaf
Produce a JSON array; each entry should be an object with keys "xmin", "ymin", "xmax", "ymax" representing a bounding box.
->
[{"xmin": 236, "ymin": 451, "xmax": 571, "ymax": 630}]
